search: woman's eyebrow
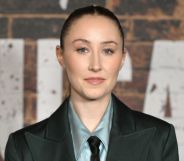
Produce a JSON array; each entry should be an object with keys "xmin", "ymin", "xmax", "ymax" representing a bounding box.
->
[
  {"xmin": 101, "ymin": 41, "xmax": 118, "ymax": 45},
  {"xmin": 72, "ymin": 39, "xmax": 90, "ymax": 44}
]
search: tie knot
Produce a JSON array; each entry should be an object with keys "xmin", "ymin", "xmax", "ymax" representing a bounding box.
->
[{"xmin": 87, "ymin": 136, "xmax": 101, "ymax": 154}]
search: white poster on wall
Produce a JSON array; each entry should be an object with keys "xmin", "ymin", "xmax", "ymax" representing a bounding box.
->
[
  {"xmin": 0, "ymin": 39, "xmax": 24, "ymax": 157},
  {"xmin": 37, "ymin": 39, "xmax": 63, "ymax": 121},
  {"xmin": 144, "ymin": 40, "xmax": 184, "ymax": 161}
]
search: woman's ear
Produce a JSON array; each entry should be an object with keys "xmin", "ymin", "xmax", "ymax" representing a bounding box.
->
[{"xmin": 56, "ymin": 45, "xmax": 65, "ymax": 68}]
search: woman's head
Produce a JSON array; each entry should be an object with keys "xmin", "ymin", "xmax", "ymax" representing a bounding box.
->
[{"xmin": 56, "ymin": 5, "xmax": 126, "ymax": 101}]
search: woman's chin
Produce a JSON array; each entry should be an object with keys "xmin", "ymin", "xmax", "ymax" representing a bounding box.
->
[
  {"xmin": 82, "ymin": 90, "xmax": 110, "ymax": 101},
  {"xmin": 71, "ymin": 86, "xmax": 111, "ymax": 101}
]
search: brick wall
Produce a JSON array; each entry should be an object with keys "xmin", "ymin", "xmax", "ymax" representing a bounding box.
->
[{"xmin": 1, "ymin": 0, "xmax": 184, "ymax": 160}]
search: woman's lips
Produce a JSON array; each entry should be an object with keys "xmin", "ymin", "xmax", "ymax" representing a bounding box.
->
[{"xmin": 84, "ymin": 77, "xmax": 105, "ymax": 85}]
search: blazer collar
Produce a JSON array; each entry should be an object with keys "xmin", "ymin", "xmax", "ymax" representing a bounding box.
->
[
  {"xmin": 110, "ymin": 94, "xmax": 135, "ymax": 136},
  {"xmin": 46, "ymin": 94, "xmax": 136, "ymax": 140},
  {"xmin": 45, "ymin": 93, "xmax": 136, "ymax": 139},
  {"xmin": 46, "ymin": 97, "xmax": 70, "ymax": 141},
  {"xmin": 45, "ymin": 93, "xmax": 136, "ymax": 140}
]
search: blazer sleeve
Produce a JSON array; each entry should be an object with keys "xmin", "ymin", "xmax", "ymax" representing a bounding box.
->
[
  {"xmin": 162, "ymin": 124, "xmax": 179, "ymax": 161},
  {"xmin": 5, "ymin": 134, "xmax": 20, "ymax": 161}
]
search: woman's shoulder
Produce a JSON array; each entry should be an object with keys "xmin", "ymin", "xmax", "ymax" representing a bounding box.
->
[
  {"xmin": 132, "ymin": 109, "xmax": 172, "ymax": 127},
  {"xmin": 5, "ymin": 118, "xmax": 49, "ymax": 159},
  {"xmin": 113, "ymin": 93, "xmax": 173, "ymax": 131},
  {"xmin": 121, "ymin": 105, "xmax": 176, "ymax": 146},
  {"xmin": 11, "ymin": 118, "xmax": 49, "ymax": 140}
]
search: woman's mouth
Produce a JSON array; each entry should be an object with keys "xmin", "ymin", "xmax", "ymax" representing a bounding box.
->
[{"xmin": 84, "ymin": 77, "xmax": 105, "ymax": 85}]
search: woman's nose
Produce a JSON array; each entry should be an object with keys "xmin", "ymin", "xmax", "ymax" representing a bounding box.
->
[{"xmin": 88, "ymin": 53, "xmax": 102, "ymax": 72}]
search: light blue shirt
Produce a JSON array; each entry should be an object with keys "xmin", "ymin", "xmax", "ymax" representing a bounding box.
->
[{"xmin": 68, "ymin": 96, "xmax": 113, "ymax": 161}]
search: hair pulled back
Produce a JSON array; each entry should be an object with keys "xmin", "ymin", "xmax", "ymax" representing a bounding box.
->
[{"xmin": 60, "ymin": 5, "xmax": 125, "ymax": 50}]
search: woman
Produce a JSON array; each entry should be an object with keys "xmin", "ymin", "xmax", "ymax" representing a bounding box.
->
[{"xmin": 5, "ymin": 5, "xmax": 179, "ymax": 161}]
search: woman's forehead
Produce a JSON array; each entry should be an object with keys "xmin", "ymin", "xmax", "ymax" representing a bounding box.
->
[
  {"xmin": 70, "ymin": 14, "xmax": 118, "ymax": 28},
  {"xmin": 65, "ymin": 15, "xmax": 122, "ymax": 41}
]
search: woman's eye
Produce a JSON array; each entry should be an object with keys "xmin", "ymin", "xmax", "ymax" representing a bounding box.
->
[
  {"xmin": 76, "ymin": 47, "xmax": 88, "ymax": 54},
  {"xmin": 103, "ymin": 48, "xmax": 114, "ymax": 55}
]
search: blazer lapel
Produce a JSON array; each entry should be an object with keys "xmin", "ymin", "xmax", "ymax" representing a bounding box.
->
[
  {"xmin": 106, "ymin": 95, "xmax": 156, "ymax": 161},
  {"xmin": 25, "ymin": 98, "xmax": 76, "ymax": 161}
]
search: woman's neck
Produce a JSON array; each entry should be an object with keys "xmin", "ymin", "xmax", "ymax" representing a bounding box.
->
[{"xmin": 70, "ymin": 93, "xmax": 111, "ymax": 132}]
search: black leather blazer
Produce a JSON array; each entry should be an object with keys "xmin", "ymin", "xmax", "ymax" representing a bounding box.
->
[{"xmin": 5, "ymin": 94, "xmax": 179, "ymax": 161}]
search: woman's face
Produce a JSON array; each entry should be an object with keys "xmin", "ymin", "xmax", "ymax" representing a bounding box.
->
[{"xmin": 57, "ymin": 15, "xmax": 125, "ymax": 101}]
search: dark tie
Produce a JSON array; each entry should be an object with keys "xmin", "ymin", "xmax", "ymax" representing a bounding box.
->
[{"xmin": 87, "ymin": 136, "xmax": 101, "ymax": 161}]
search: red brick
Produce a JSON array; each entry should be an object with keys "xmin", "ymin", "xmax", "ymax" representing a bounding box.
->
[
  {"xmin": 12, "ymin": 18, "xmax": 64, "ymax": 39},
  {"xmin": 0, "ymin": 0, "xmax": 104, "ymax": 13},
  {"xmin": 127, "ymin": 43, "xmax": 153, "ymax": 69},
  {"xmin": 112, "ymin": 0, "xmax": 177, "ymax": 16},
  {"xmin": 24, "ymin": 92, "xmax": 37, "ymax": 127},
  {"xmin": 120, "ymin": 20, "xmax": 132, "ymax": 41},
  {"xmin": 113, "ymin": 91, "xmax": 145, "ymax": 112},
  {"xmin": 0, "ymin": 18, "xmax": 8, "ymax": 38},
  {"xmin": 114, "ymin": 69, "xmax": 149, "ymax": 94},
  {"xmin": 24, "ymin": 42, "xmax": 37, "ymax": 92},
  {"xmin": 133, "ymin": 20, "xmax": 184, "ymax": 41}
]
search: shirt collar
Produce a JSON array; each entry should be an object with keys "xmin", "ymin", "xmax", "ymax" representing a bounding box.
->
[{"xmin": 68, "ymin": 95, "xmax": 113, "ymax": 160}]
